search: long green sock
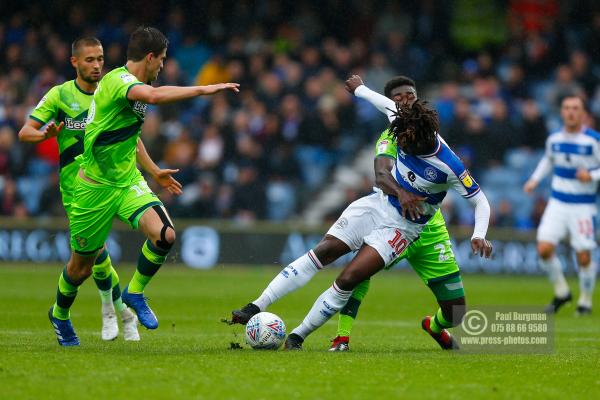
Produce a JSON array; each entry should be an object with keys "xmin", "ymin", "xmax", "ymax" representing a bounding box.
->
[
  {"xmin": 430, "ymin": 308, "xmax": 452, "ymax": 334},
  {"xmin": 92, "ymin": 248, "xmax": 113, "ymax": 305},
  {"xmin": 128, "ymin": 240, "xmax": 169, "ymax": 293},
  {"xmin": 110, "ymin": 266, "xmax": 126, "ymax": 312},
  {"xmin": 52, "ymin": 267, "xmax": 80, "ymax": 320},
  {"xmin": 336, "ymin": 279, "xmax": 371, "ymax": 337}
]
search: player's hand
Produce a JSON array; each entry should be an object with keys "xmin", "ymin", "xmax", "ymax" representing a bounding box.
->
[
  {"xmin": 523, "ymin": 179, "xmax": 537, "ymax": 194},
  {"xmin": 344, "ymin": 75, "xmax": 364, "ymax": 94},
  {"xmin": 42, "ymin": 121, "xmax": 64, "ymax": 139},
  {"xmin": 471, "ymin": 238, "xmax": 493, "ymax": 258},
  {"xmin": 153, "ymin": 168, "xmax": 183, "ymax": 196},
  {"xmin": 203, "ymin": 83, "xmax": 240, "ymax": 94},
  {"xmin": 576, "ymin": 169, "xmax": 592, "ymax": 182},
  {"xmin": 396, "ymin": 189, "xmax": 426, "ymax": 221}
]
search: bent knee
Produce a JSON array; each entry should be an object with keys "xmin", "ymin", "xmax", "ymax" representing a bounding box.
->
[
  {"xmin": 537, "ymin": 243, "xmax": 555, "ymax": 259},
  {"xmin": 336, "ymin": 271, "xmax": 362, "ymax": 291},
  {"xmin": 164, "ymin": 227, "xmax": 176, "ymax": 245},
  {"xmin": 313, "ymin": 235, "xmax": 350, "ymax": 265},
  {"xmin": 576, "ymin": 251, "xmax": 591, "ymax": 266}
]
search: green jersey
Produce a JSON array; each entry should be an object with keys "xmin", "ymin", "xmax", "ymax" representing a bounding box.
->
[
  {"xmin": 29, "ymin": 80, "xmax": 94, "ymax": 207},
  {"xmin": 80, "ymin": 66, "xmax": 145, "ymax": 187},
  {"xmin": 375, "ymin": 129, "xmax": 397, "ymax": 158}
]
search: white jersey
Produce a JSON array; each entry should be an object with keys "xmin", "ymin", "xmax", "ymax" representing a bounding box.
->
[
  {"xmin": 531, "ymin": 127, "xmax": 600, "ymax": 250},
  {"xmin": 390, "ymin": 136, "xmax": 480, "ymax": 224},
  {"xmin": 532, "ymin": 128, "xmax": 600, "ymax": 204}
]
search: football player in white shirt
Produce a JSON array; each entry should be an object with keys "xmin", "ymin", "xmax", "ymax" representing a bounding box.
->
[{"xmin": 524, "ymin": 95, "xmax": 599, "ymax": 315}]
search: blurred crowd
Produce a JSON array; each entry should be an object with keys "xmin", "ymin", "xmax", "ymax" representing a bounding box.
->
[{"xmin": 0, "ymin": 0, "xmax": 599, "ymax": 229}]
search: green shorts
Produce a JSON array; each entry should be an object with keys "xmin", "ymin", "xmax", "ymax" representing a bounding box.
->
[
  {"xmin": 388, "ymin": 211, "xmax": 464, "ymax": 301},
  {"xmin": 69, "ymin": 173, "xmax": 162, "ymax": 255}
]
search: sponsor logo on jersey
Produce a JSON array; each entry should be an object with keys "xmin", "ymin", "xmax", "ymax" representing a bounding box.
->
[
  {"xmin": 120, "ymin": 73, "xmax": 136, "ymax": 83},
  {"xmin": 459, "ymin": 171, "xmax": 474, "ymax": 188},
  {"xmin": 132, "ymin": 101, "xmax": 147, "ymax": 118},
  {"xmin": 378, "ymin": 140, "xmax": 389, "ymax": 154},
  {"xmin": 424, "ymin": 167, "xmax": 438, "ymax": 181},
  {"xmin": 64, "ymin": 117, "xmax": 86, "ymax": 130},
  {"xmin": 399, "ymin": 170, "xmax": 433, "ymax": 194}
]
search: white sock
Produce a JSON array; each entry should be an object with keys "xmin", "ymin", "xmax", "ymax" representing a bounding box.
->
[
  {"xmin": 539, "ymin": 256, "xmax": 570, "ymax": 298},
  {"xmin": 99, "ymin": 289, "xmax": 113, "ymax": 305},
  {"xmin": 578, "ymin": 263, "xmax": 596, "ymax": 308},
  {"xmin": 253, "ymin": 250, "xmax": 323, "ymax": 311},
  {"xmin": 291, "ymin": 282, "xmax": 352, "ymax": 339}
]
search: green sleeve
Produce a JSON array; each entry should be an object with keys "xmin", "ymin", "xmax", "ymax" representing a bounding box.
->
[
  {"xmin": 29, "ymin": 86, "xmax": 60, "ymax": 125},
  {"xmin": 110, "ymin": 71, "xmax": 144, "ymax": 104},
  {"xmin": 374, "ymin": 129, "xmax": 397, "ymax": 158}
]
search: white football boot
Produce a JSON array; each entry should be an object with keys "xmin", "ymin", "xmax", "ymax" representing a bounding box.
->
[
  {"xmin": 121, "ymin": 307, "xmax": 140, "ymax": 341},
  {"xmin": 101, "ymin": 303, "xmax": 119, "ymax": 341}
]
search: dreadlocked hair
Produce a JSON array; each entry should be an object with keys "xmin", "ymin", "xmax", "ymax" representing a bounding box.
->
[{"xmin": 389, "ymin": 100, "xmax": 440, "ymax": 155}]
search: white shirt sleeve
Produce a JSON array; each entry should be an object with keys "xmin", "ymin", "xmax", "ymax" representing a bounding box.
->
[
  {"xmin": 465, "ymin": 191, "xmax": 491, "ymax": 240},
  {"xmin": 354, "ymin": 85, "xmax": 397, "ymax": 122},
  {"xmin": 529, "ymin": 155, "xmax": 552, "ymax": 183},
  {"xmin": 529, "ymin": 138, "xmax": 553, "ymax": 182}
]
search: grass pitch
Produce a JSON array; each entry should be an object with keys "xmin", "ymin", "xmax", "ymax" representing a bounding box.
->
[{"xmin": 1, "ymin": 264, "xmax": 599, "ymax": 399}]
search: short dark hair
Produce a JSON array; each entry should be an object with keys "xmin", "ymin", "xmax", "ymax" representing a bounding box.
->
[
  {"xmin": 560, "ymin": 94, "xmax": 587, "ymax": 110},
  {"xmin": 71, "ymin": 37, "xmax": 102, "ymax": 56},
  {"xmin": 384, "ymin": 75, "xmax": 416, "ymax": 98},
  {"xmin": 127, "ymin": 26, "xmax": 169, "ymax": 62}
]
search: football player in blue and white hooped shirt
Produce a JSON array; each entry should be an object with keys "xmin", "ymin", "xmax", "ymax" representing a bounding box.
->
[
  {"xmin": 524, "ymin": 95, "xmax": 599, "ymax": 315},
  {"xmin": 283, "ymin": 81, "xmax": 493, "ymax": 349}
]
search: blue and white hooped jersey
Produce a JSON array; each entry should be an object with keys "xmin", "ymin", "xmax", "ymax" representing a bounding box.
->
[
  {"xmin": 389, "ymin": 136, "xmax": 480, "ymax": 224},
  {"xmin": 545, "ymin": 128, "xmax": 600, "ymax": 204}
]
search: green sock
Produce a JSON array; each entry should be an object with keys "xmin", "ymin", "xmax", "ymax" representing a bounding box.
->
[
  {"xmin": 336, "ymin": 279, "xmax": 371, "ymax": 337},
  {"xmin": 110, "ymin": 266, "xmax": 126, "ymax": 312},
  {"xmin": 52, "ymin": 267, "xmax": 80, "ymax": 320},
  {"xmin": 128, "ymin": 240, "xmax": 169, "ymax": 293},
  {"xmin": 92, "ymin": 248, "xmax": 113, "ymax": 305},
  {"xmin": 430, "ymin": 308, "xmax": 452, "ymax": 334}
]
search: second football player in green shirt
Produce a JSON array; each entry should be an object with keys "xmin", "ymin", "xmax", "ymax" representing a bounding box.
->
[{"xmin": 48, "ymin": 26, "xmax": 239, "ymax": 346}]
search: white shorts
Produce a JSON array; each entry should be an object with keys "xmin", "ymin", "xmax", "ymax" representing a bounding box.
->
[
  {"xmin": 326, "ymin": 191, "xmax": 424, "ymax": 266},
  {"xmin": 537, "ymin": 198, "xmax": 597, "ymax": 251}
]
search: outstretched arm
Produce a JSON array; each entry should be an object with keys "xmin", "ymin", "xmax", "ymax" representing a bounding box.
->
[
  {"xmin": 18, "ymin": 119, "xmax": 63, "ymax": 143},
  {"xmin": 128, "ymin": 83, "xmax": 240, "ymax": 105},
  {"xmin": 136, "ymin": 139, "xmax": 183, "ymax": 195},
  {"xmin": 345, "ymin": 75, "xmax": 397, "ymax": 122}
]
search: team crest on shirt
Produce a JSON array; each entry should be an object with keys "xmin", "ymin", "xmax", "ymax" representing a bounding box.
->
[
  {"xmin": 424, "ymin": 167, "xmax": 438, "ymax": 181},
  {"xmin": 74, "ymin": 235, "xmax": 88, "ymax": 249},
  {"xmin": 459, "ymin": 171, "xmax": 474, "ymax": 188},
  {"xmin": 70, "ymin": 102, "xmax": 81, "ymax": 111}
]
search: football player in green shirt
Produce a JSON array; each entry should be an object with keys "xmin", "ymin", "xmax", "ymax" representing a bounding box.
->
[
  {"xmin": 48, "ymin": 26, "xmax": 239, "ymax": 346},
  {"xmin": 19, "ymin": 37, "xmax": 140, "ymax": 341}
]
